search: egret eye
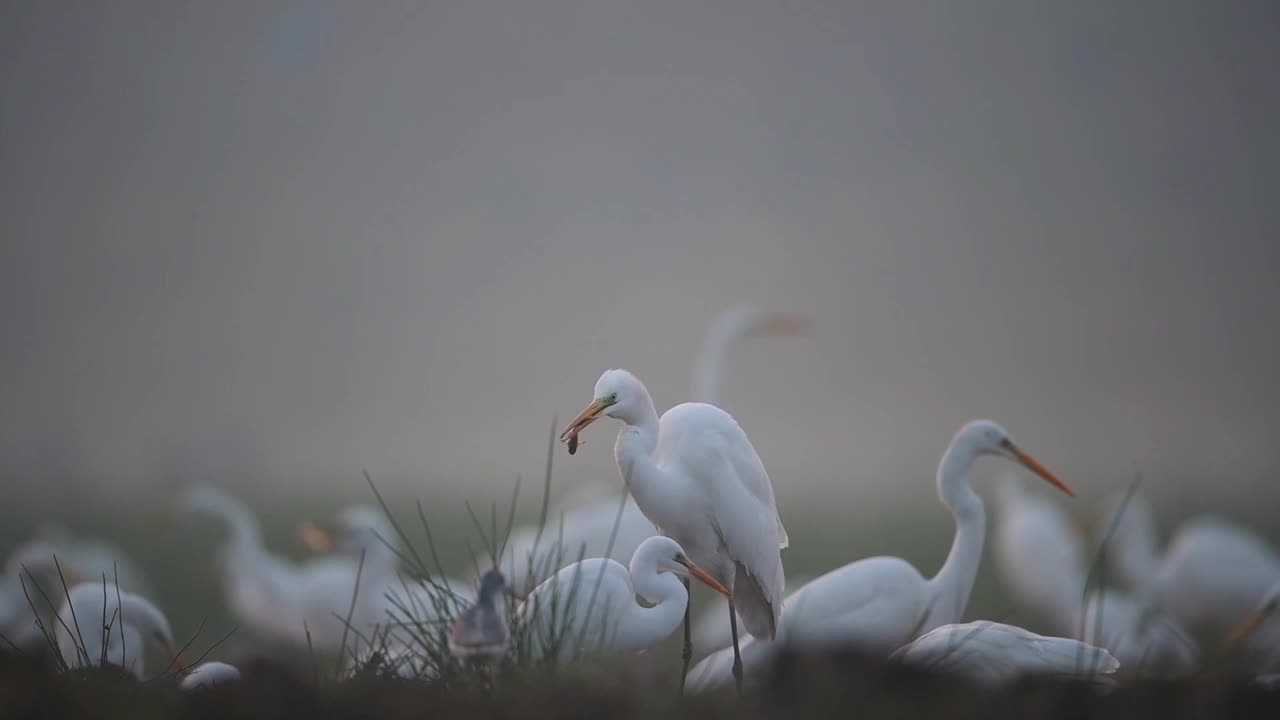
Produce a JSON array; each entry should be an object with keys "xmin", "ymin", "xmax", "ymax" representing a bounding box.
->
[{"xmin": 610, "ymin": 393, "xmax": 618, "ymax": 402}]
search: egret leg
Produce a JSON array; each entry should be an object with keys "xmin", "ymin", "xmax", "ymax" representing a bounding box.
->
[
  {"xmin": 679, "ymin": 577, "xmax": 693, "ymax": 693},
  {"xmin": 727, "ymin": 599, "xmax": 744, "ymax": 697}
]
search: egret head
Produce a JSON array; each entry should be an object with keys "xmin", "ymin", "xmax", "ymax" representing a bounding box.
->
[
  {"xmin": 559, "ymin": 369, "xmax": 649, "ymax": 444},
  {"xmin": 117, "ymin": 590, "xmax": 185, "ymax": 671},
  {"xmin": 954, "ymin": 420, "xmax": 1073, "ymax": 497},
  {"xmin": 635, "ymin": 537, "xmax": 731, "ymax": 597},
  {"xmin": 1222, "ymin": 580, "xmax": 1280, "ymax": 654},
  {"xmin": 299, "ymin": 505, "xmax": 393, "ymax": 555},
  {"xmin": 714, "ymin": 306, "xmax": 812, "ymax": 339}
]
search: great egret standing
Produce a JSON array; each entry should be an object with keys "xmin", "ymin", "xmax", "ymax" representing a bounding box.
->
[
  {"xmin": 561, "ymin": 369, "xmax": 788, "ymax": 694},
  {"xmin": 56, "ymin": 580, "xmax": 185, "ymax": 679},
  {"xmin": 519, "ymin": 536, "xmax": 730, "ymax": 663},
  {"xmin": 502, "ymin": 307, "xmax": 808, "ymax": 595},
  {"xmin": 890, "ymin": 620, "xmax": 1120, "ymax": 686},
  {"xmin": 687, "ymin": 420, "xmax": 1071, "ymax": 692}
]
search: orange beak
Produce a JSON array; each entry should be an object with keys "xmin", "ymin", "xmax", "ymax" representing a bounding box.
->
[
  {"xmin": 676, "ymin": 558, "xmax": 732, "ymax": 597},
  {"xmin": 758, "ymin": 312, "xmax": 813, "ymax": 337},
  {"xmin": 559, "ymin": 398, "xmax": 612, "ymax": 445},
  {"xmin": 1221, "ymin": 609, "xmax": 1268, "ymax": 655},
  {"xmin": 1006, "ymin": 442, "xmax": 1073, "ymax": 497},
  {"xmin": 168, "ymin": 643, "xmax": 188, "ymax": 672},
  {"xmin": 298, "ymin": 522, "xmax": 336, "ymax": 553}
]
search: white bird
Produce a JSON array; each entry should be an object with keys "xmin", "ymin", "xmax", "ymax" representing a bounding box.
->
[
  {"xmin": 991, "ymin": 473, "xmax": 1089, "ymax": 637},
  {"xmin": 686, "ymin": 420, "xmax": 1071, "ymax": 693},
  {"xmin": 501, "ymin": 307, "xmax": 808, "ymax": 595},
  {"xmin": 178, "ymin": 485, "xmax": 308, "ymax": 647},
  {"xmin": 1082, "ymin": 588, "xmax": 1198, "ymax": 680},
  {"xmin": 55, "ymin": 580, "xmax": 185, "ymax": 680},
  {"xmin": 518, "ymin": 536, "xmax": 730, "ymax": 664},
  {"xmin": 690, "ymin": 306, "xmax": 811, "ymax": 409},
  {"xmin": 180, "ymin": 661, "xmax": 241, "ymax": 690},
  {"xmin": 890, "ymin": 620, "xmax": 1120, "ymax": 687},
  {"xmin": 31, "ymin": 523, "xmax": 152, "ymax": 596},
  {"xmin": 690, "ymin": 574, "xmax": 814, "ymax": 658},
  {"xmin": 1096, "ymin": 492, "xmax": 1280, "ymax": 644},
  {"xmin": 1, "ymin": 539, "xmax": 70, "ymax": 650},
  {"xmin": 560, "ymin": 369, "xmax": 789, "ymax": 694},
  {"xmin": 500, "ymin": 483, "xmax": 658, "ymax": 597}
]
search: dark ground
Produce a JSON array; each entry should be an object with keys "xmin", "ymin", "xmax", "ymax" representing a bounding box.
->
[{"xmin": 3, "ymin": 649, "xmax": 1278, "ymax": 720}]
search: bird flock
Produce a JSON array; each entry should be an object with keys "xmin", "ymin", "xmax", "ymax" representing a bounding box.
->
[{"xmin": 2, "ymin": 306, "xmax": 1278, "ymax": 696}]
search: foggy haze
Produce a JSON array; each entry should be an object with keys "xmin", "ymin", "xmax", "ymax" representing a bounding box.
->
[{"xmin": 2, "ymin": 1, "xmax": 1278, "ymax": 508}]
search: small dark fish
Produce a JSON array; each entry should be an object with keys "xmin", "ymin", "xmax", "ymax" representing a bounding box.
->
[{"xmin": 568, "ymin": 433, "xmax": 579, "ymax": 455}]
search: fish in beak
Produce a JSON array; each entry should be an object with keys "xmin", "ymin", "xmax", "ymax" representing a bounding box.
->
[{"xmin": 559, "ymin": 397, "xmax": 614, "ymax": 454}]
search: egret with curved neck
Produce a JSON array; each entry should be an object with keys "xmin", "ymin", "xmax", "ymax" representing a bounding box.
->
[
  {"xmin": 686, "ymin": 420, "xmax": 1071, "ymax": 693},
  {"xmin": 519, "ymin": 536, "xmax": 730, "ymax": 663},
  {"xmin": 561, "ymin": 369, "xmax": 788, "ymax": 695}
]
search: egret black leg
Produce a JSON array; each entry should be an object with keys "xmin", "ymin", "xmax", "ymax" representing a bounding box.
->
[
  {"xmin": 728, "ymin": 599, "xmax": 744, "ymax": 697},
  {"xmin": 679, "ymin": 576, "xmax": 693, "ymax": 693}
]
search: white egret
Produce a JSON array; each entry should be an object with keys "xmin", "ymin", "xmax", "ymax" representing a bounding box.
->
[
  {"xmin": 991, "ymin": 473, "xmax": 1088, "ymax": 637},
  {"xmin": 1096, "ymin": 491, "xmax": 1280, "ymax": 639},
  {"xmin": 501, "ymin": 307, "xmax": 808, "ymax": 595},
  {"xmin": 690, "ymin": 306, "xmax": 811, "ymax": 409},
  {"xmin": 55, "ymin": 580, "xmax": 185, "ymax": 679},
  {"xmin": 518, "ymin": 536, "xmax": 730, "ymax": 663},
  {"xmin": 560, "ymin": 369, "xmax": 788, "ymax": 693},
  {"xmin": 177, "ymin": 485, "xmax": 307, "ymax": 647},
  {"xmin": 690, "ymin": 574, "xmax": 814, "ymax": 658},
  {"xmin": 1, "ymin": 539, "xmax": 71, "ymax": 650},
  {"xmin": 32, "ymin": 523, "xmax": 152, "ymax": 596},
  {"xmin": 1082, "ymin": 589, "xmax": 1198, "ymax": 679},
  {"xmin": 450, "ymin": 570, "xmax": 513, "ymax": 662},
  {"xmin": 686, "ymin": 420, "xmax": 1071, "ymax": 693},
  {"xmin": 890, "ymin": 620, "xmax": 1120, "ymax": 687},
  {"xmin": 180, "ymin": 661, "xmax": 241, "ymax": 690}
]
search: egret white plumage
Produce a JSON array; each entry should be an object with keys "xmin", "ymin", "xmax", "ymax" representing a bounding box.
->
[
  {"xmin": 890, "ymin": 620, "xmax": 1120, "ymax": 687},
  {"xmin": 1, "ymin": 539, "xmax": 70, "ymax": 650},
  {"xmin": 501, "ymin": 307, "xmax": 807, "ymax": 595},
  {"xmin": 691, "ymin": 574, "xmax": 814, "ymax": 658},
  {"xmin": 32, "ymin": 523, "xmax": 152, "ymax": 596},
  {"xmin": 686, "ymin": 420, "xmax": 1070, "ymax": 693},
  {"xmin": 1096, "ymin": 492, "xmax": 1280, "ymax": 642},
  {"xmin": 560, "ymin": 369, "xmax": 788, "ymax": 694},
  {"xmin": 690, "ymin": 306, "xmax": 811, "ymax": 409},
  {"xmin": 992, "ymin": 473, "xmax": 1088, "ymax": 637},
  {"xmin": 1082, "ymin": 588, "xmax": 1198, "ymax": 679},
  {"xmin": 56, "ymin": 580, "xmax": 185, "ymax": 679},
  {"xmin": 180, "ymin": 661, "xmax": 241, "ymax": 690},
  {"xmin": 178, "ymin": 485, "xmax": 307, "ymax": 647},
  {"xmin": 519, "ymin": 536, "xmax": 730, "ymax": 664}
]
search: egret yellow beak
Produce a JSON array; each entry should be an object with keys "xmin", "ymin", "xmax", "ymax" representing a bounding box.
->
[
  {"xmin": 167, "ymin": 642, "xmax": 188, "ymax": 672},
  {"xmin": 1222, "ymin": 609, "xmax": 1268, "ymax": 655},
  {"xmin": 559, "ymin": 398, "xmax": 612, "ymax": 445},
  {"xmin": 1004, "ymin": 441, "xmax": 1073, "ymax": 497},
  {"xmin": 675, "ymin": 557, "xmax": 732, "ymax": 597},
  {"xmin": 758, "ymin": 312, "xmax": 813, "ymax": 336},
  {"xmin": 298, "ymin": 522, "xmax": 336, "ymax": 554}
]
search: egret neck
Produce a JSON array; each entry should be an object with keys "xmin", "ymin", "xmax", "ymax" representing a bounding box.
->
[{"xmin": 924, "ymin": 437, "xmax": 987, "ymax": 630}]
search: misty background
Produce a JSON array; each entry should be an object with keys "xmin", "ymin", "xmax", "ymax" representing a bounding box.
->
[{"xmin": 2, "ymin": 0, "xmax": 1278, "ymax": 520}]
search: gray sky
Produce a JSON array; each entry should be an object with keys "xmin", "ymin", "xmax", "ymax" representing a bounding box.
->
[{"xmin": 2, "ymin": 0, "xmax": 1278, "ymax": 508}]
